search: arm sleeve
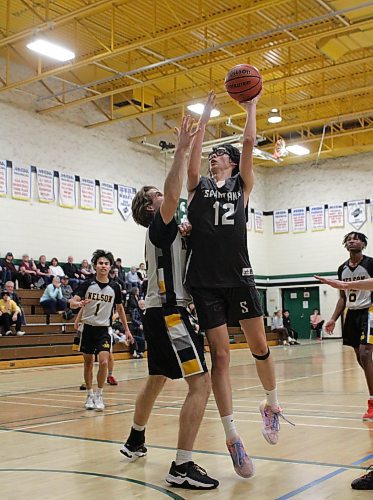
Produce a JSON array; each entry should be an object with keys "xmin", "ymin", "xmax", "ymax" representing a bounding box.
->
[{"xmin": 149, "ymin": 210, "xmax": 178, "ymax": 248}]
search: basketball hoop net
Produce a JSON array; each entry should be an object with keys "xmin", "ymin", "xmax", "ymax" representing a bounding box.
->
[{"xmin": 274, "ymin": 138, "xmax": 288, "ymax": 159}]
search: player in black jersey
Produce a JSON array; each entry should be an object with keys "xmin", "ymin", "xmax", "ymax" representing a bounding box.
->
[
  {"xmin": 71, "ymin": 249, "xmax": 133, "ymax": 411},
  {"xmin": 316, "ymin": 232, "xmax": 373, "ymax": 421},
  {"xmin": 186, "ymin": 91, "xmax": 291, "ymax": 477},
  {"xmin": 120, "ymin": 116, "xmax": 218, "ymax": 490}
]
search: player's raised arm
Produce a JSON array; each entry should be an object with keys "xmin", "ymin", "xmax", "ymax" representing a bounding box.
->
[
  {"xmin": 240, "ymin": 93, "xmax": 261, "ymax": 203},
  {"xmin": 315, "ymin": 275, "xmax": 373, "ymax": 291},
  {"xmin": 160, "ymin": 115, "xmax": 199, "ymax": 224},
  {"xmin": 187, "ymin": 91, "xmax": 216, "ymax": 193}
]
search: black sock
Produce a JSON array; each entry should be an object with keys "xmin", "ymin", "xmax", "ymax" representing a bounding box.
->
[{"xmin": 127, "ymin": 427, "xmax": 145, "ymax": 446}]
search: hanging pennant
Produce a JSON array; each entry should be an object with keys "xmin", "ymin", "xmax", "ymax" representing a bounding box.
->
[
  {"xmin": 80, "ymin": 177, "xmax": 96, "ymax": 210},
  {"xmin": 328, "ymin": 203, "xmax": 344, "ymax": 228},
  {"xmin": 59, "ymin": 172, "xmax": 76, "ymax": 208},
  {"xmin": 0, "ymin": 160, "xmax": 7, "ymax": 196},
  {"xmin": 254, "ymin": 209, "xmax": 263, "ymax": 232},
  {"xmin": 100, "ymin": 181, "xmax": 114, "ymax": 214},
  {"xmin": 12, "ymin": 164, "xmax": 31, "ymax": 201},
  {"xmin": 273, "ymin": 209, "xmax": 289, "ymax": 234},
  {"xmin": 347, "ymin": 200, "xmax": 366, "ymax": 230},
  {"xmin": 310, "ymin": 205, "xmax": 325, "ymax": 231},
  {"xmin": 36, "ymin": 168, "xmax": 55, "ymax": 203},
  {"xmin": 117, "ymin": 185, "xmax": 136, "ymax": 221},
  {"xmin": 291, "ymin": 207, "xmax": 307, "ymax": 233}
]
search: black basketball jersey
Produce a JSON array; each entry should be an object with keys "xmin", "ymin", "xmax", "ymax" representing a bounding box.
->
[
  {"xmin": 337, "ymin": 256, "xmax": 373, "ymax": 310},
  {"xmin": 75, "ymin": 278, "xmax": 122, "ymax": 326},
  {"xmin": 186, "ymin": 174, "xmax": 255, "ymax": 288}
]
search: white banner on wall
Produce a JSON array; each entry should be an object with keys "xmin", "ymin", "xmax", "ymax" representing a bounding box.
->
[
  {"xmin": 12, "ymin": 164, "xmax": 31, "ymax": 201},
  {"xmin": 36, "ymin": 168, "xmax": 55, "ymax": 203},
  {"xmin": 117, "ymin": 185, "xmax": 136, "ymax": 221},
  {"xmin": 0, "ymin": 160, "xmax": 7, "ymax": 196},
  {"xmin": 247, "ymin": 210, "xmax": 252, "ymax": 231},
  {"xmin": 100, "ymin": 181, "xmax": 114, "ymax": 214},
  {"xmin": 291, "ymin": 207, "xmax": 307, "ymax": 233},
  {"xmin": 328, "ymin": 203, "xmax": 344, "ymax": 228},
  {"xmin": 310, "ymin": 205, "xmax": 325, "ymax": 231},
  {"xmin": 370, "ymin": 199, "xmax": 373, "ymax": 223},
  {"xmin": 273, "ymin": 209, "xmax": 289, "ymax": 234},
  {"xmin": 254, "ymin": 209, "xmax": 263, "ymax": 232},
  {"xmin": 80, "ymin": 177, "xmax": 96, "ymax": 210},
  {"xmin": 347, "ymin": 200, "xmax": 366, "ymax": 230},
  {"xmin": 59, "ymin": 172, "xmax": 76, "ymax": 208}
]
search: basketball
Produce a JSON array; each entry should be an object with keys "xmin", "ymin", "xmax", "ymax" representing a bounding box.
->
[{"xmin": 224, "ymin": 64, "xmax": 262, "ymax": 102}]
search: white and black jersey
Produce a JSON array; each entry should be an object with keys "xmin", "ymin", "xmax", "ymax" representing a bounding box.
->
[
  {"xmin": 338, "ymin": 256, "xmax": 373, "ymax": 309},
  {"xmin": 145, "ymin": 210, "xmax": 191, "ymax": 308},
  {"xmin": 75, "ymin": 279, "xmax": 122, "ymax": 326},
  {"xmin": 186, "ymin": 174, "xmax": 256, "ymax": 288}
]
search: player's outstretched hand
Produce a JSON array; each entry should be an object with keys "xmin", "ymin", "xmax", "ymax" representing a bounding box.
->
[
  {"xmin": 200, "ymin": 90, "xmax": 216, "ymax": 125},
  {"xmin": 241, "ymin": 89, "xmax": 262, "ymax": 108},
  {"xmin": 174, "ymin": 115, "xmax": 200, "ymax": 150},
  {"xmin": 324, "ymin": 319, "xmax": 335, "ymax": 335},
  {"xmin": 126, "ymin": 330, "xmax": 134, "ymax": 344},
  {"xmin": 314, "ymin": 275, "xmax": 348, "ymax": 290}
]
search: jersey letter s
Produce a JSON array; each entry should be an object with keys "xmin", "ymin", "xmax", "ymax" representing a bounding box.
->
[{"xmin": 240, "ymin": 301, "xmax": 249, "ymax": 313}]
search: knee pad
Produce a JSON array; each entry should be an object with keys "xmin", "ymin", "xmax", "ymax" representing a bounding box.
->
[{"xmin": 252, "ymin": 348, "xmax": 270, "ymax": 361}]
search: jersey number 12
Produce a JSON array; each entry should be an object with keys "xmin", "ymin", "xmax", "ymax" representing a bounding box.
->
[{"xmin": 213, "ymin": 201, "xmax": 234, "ymax": 226}]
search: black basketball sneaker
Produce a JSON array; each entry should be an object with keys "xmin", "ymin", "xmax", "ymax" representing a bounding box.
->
[
  {"xmin": 351, "ymin": 466, "xmax": 373, "ymax": 490},
  {"xmin": 165, "ymin": 461, "xmax": 219, "ymax": 490},
  {"xmin": 120, "ymin": 442, "xmax": 147, "ymax": 462}
]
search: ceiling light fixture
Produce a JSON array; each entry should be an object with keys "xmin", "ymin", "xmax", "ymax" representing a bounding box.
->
[
  {"xmin": 27, "ymin": 38, "xmax": 75, "ymax": 62},
  {"xmin": 286, "ymin": 144, "xmax": 310, "ymax": 156},
  {"xmin": 267, "ymin": 108, "xmax": 282, "ymax": 124},
  {"xmin": 187, "ymin": 103, "xmax": 220, "ymax": 117}
]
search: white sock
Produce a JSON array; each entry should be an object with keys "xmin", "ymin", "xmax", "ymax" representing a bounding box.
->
[
  {"xmin": 369, "ymin": 395, "xmax": 373, "ymax": 400},
  {"xmin": 96, "ymin": 388, "xmax": 103, "ymax": 396},
  {"xmin": 265, "ymin": 388, "xmax": 279, "ymax": 408},
  {"xmin": 88, "ymin": 389, "xmax": 94, "ymax": 396},
  {"xmin": 175, "ymin": 449, "xmax": 193, "ymax": 466},
  {"xmin": 133, "ymin": 422, "xmax": 145, "ymax": 431},
  {"xmin": 221, "ymin": 414, "xmax": 239, "ymax": 442}
]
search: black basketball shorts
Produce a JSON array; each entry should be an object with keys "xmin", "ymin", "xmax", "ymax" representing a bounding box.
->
[
  {"xmin": 79, "ymin": 324, "xmax": 112, "ymax": 355},
  {"xmin": 343, "ymin": 308, "xmax": 373, "ymax": 348},
  {"xmin": 191, "ymin": 286, "xmax": 263, "ymax": 331},
  {"xmin": 143, "ymin": 305, "xmax": 207, "ymax": 380}
]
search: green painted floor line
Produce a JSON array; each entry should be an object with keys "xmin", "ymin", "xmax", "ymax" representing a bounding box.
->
[
  {"xmin": 0, "ymin": 468, "xmax": 184, "ymax": 499},
  {"xmin": 0, "ymin": 427, "xmax": 367, "ymax": 472}
]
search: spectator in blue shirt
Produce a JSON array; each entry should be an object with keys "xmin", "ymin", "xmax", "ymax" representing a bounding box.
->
[{"xmin": 40, "ymin": 277, "xmax": 67, "ymax": 314}]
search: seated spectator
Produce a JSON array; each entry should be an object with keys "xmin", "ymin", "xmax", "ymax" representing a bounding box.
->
[
  {"xmin": 129, "ymin": 298, "xmax": 146, "ymax": 358},
  {"xmin": 310, "ymin": 308, "xmax": 324, "ymax": 340},
  {"xmin": 282, "ymin": 310, "xmax": 300, "ymax": 345},
  {"xmin": 187, "ymin": 302, "xmax": 200, "ymax": 334},
  {"xmin": 126, "ymin": 266, "xmax": 141, "ymax": 290},
  {"xmin": 18, "ymin": 254, "xmax": 38, "ymax": 289},
  {"xmin": 79, "ymin": 259, "xmax": 95, "ymax": 280},
  {"xmin": 40, "ymin": 276, "xmax": 67, "ymax": 314},
  {"xmin": 62, "ymin": 256, "xmax": 81, "ymax": 290},
  {"xmin": 3, "ymin": 281, "xmax": 26, "ymax": 326},
  {"xmin": 127, "ymin": 286, "xmax": 139, "ymax": 313},
  {"xmin": 137, "ymin": 262, "xmax": 148, "ymax": 297},
  {"xmin": 0, "ymin": 290, "xmax": 25, "ymax": 336},
  {"xmin": 60, "ymin": 275, "xmax": 75, "ymax": 319},
  {"xmin": 1, "ymin": 252, "xmax": 17, "ymax": 284},
  {"xmin": 114, "ymin": 258, "xmax": 125, "ymax": 280},
  {"xmin": 271, "ymin": 309, "xmax": 289, "ymax": 345},
  {"xmin": 109, "ymin": 268, "xmax": 127, "ymax": 304},
  {"xmin": 36, "ymin": 255, "xmax": 52, "ymax": 288},
  {"xmin": 49, "ymin": 257, "xmax": 65, "ymax": 277}
]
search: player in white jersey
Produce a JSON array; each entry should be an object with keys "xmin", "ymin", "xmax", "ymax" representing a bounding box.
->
[
  {"xmin": 316, "ymin": 231, "xmax": 373, "ymax": 420},
  {"xmin": 120, "ymin": 116, "xmax": 218, "ymax": 490},
  {"xmin": 71, "ymin": 249, "xmax": 133, "ymax": 411}
]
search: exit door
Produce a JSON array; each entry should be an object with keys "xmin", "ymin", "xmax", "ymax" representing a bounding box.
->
[{"xmin": 282, "ymin": 287, "xmax": 320, "ymax": 339}]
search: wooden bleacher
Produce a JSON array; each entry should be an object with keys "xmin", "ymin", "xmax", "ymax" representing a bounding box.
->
[{"xmin": 0, "ymin": 289, "xmax": 279, "ymax": 369}]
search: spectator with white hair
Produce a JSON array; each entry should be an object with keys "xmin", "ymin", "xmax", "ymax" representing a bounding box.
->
[{"xmin": 40, "ymin": 276, "xmax": 67, "ymax": 314}]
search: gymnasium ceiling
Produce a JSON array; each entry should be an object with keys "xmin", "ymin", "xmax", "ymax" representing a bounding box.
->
[{"xmin": 0, "ymin": 0, "xmax": 372, "ymax": 166}]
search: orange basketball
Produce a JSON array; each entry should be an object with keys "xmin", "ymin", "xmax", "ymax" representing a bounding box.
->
[{"xmin": 224, "ymin": 64, "xmax": 262, "ymax": 102}]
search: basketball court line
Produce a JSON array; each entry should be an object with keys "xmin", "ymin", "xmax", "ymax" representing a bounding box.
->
[
  {"xmin": 0, "ymin": 468, "xmax": 183, "ymax": 500},
  {"xmin": 276, "ymin": 454, "xmax": 373, "ymax": 499}
]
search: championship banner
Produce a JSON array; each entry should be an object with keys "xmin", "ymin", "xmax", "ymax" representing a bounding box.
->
[
  {"xmin": 0, "ymin": 160, "xmax": 7, "ymax": 196},
  {"xmin": 36, "ymin": 168, "xmax": 54, "ymax": 203},
  {"xmin": 328, "ymin": 203, "xmax": 344, "ymax": 228},
  {"xmin": 118, "ymin": 185, "xmax": 136, "ymax": 221},
  {"xmin": 310, "ymin": 205, "xmax": 325, "ymax": 231},
  {"xmin": 291, "ymin": 207, "xmax": 307, "ymax": 233},
  {"xmin": 370, "ymin": 199, "xmax": 373, "ymax": 223},
  {"xmin": 273, "ymin": 209, "xmax": 289, "ymax": 234},
  {"xmin": 254, "ymin": 209, "xmax": 263, "ymax": 232},
  {"xmin": 347, "ymin": 200, "xmax": 366, "ymax": 230},
  {"xmin": 59, "ymin": 172, "xmax": 76, "ymax": 208},
  {"xmin": 80, "ymin": 177, "xmax": 96, "ymax": 210},
  {"xmin": 246, "ymin": 209, "xmax": 252, "ymax": 231},
  {"xmin": 12, "ymin": 164, "xmax": 31, "ymax": 201},
  {"xmin": 100, "ymin": 181, "xmax": 114, "ymax": 214}
]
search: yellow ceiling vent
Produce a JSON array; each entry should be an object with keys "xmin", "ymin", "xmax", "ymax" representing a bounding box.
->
[
  {"xmin": 317, "ymin": 27, "xmax": 373, "ymax": 60},
  {"xmin": 113, "ymin": 88, "xmax": 157, "ymax": 115}
]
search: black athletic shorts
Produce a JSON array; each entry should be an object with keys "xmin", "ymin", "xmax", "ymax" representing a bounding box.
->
[
  {"xmin": 191, "ymin": 286, "xmax": 263, "ymax": 331},
  {"xmin": 343, "ymin": 308, "xmax": 373, "ymax": 348},
  {"xmin": 79, "ymin": 324, "xmax": 112, "ymax": 355},
  {"xmin": 143, "ymin": 305, "xmax": 207, "ymax": 380}
]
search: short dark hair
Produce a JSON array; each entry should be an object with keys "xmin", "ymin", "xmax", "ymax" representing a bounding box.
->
[
  {"xmin": 132, "ymin": 186, "xmax": 158, "ymax": 228},
  {"xmin": 51, "ymin": 257, "xmax": 59, "ymax": 264},
  {"xmin": 342, "ymin": 232, "xmax": 368, "ymax": 248},
  {"xmin": 91, "ymin": 249, "xmax": 114, "ymax": 266}
]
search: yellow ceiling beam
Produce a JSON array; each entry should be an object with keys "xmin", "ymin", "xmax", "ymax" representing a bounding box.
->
[
  {"xmin": 36, "ymin": 18, "xmax": 373, "ymax": 116},
  {"xmin": 0, "ymin": 0, "xmax": 289, "ymax": 92}
]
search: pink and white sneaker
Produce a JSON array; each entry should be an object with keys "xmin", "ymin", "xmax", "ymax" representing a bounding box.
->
[
  {"xmin": 226, "ymin": 438, "xmax": 255, "ymax": 478},
  {"xmin": 259, "ymin": 401, "xmax": 294, "ymax": 445}
]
